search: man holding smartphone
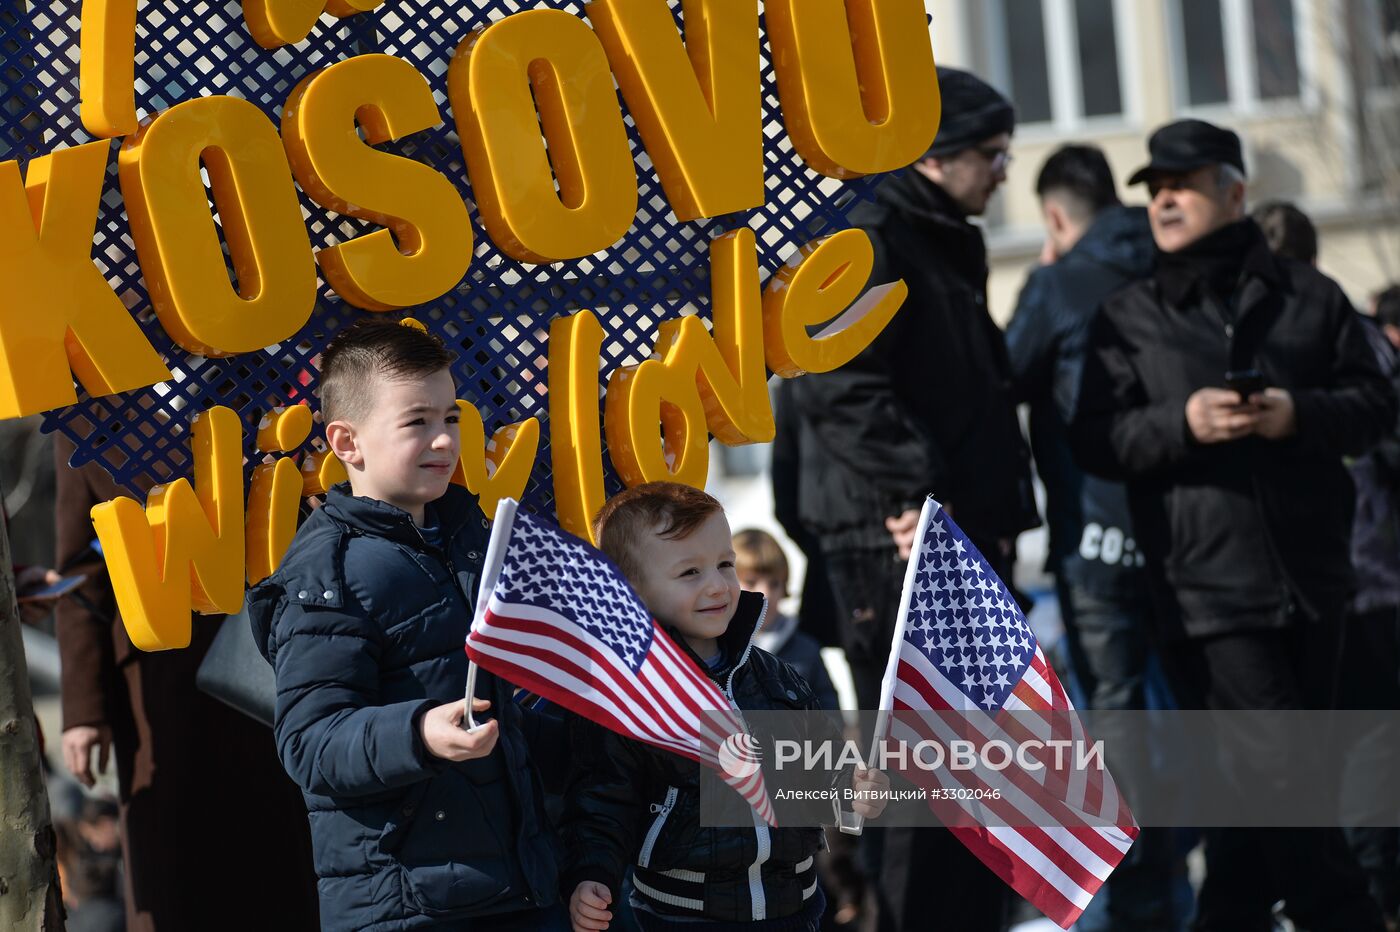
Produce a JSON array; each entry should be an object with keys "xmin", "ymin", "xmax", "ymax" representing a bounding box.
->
[{"xmin": 1074, "ymin": 119, "xmax": 1396, "ymax": 931}]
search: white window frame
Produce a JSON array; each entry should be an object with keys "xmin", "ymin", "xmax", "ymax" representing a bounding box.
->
[
  {"xmin": 982, "ymin": 0, "xmax": 1142, "ymax": 136},
  {"xmin": 1164, "ymin": 0, "xmax": 1318, "ymax": 117}
]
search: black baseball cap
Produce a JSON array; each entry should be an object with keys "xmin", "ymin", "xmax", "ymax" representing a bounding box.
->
[{"xmin": 1128, "ymin": 119, "xmax": 1246, "ymax": 186}]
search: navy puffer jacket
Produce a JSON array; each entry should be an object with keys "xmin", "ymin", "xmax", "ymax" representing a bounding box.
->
[{"xmin": 248, "ymin": 484, "xmax": 561, "ymax": 930}]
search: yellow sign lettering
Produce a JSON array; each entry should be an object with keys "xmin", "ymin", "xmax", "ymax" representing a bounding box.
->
[
  {"xmin": 247, "ymin": 405, "xmax": 314, "ymax": 585},
  {"xmin": 605, "ymin": 228, "xmax": 772, "ymax": 489},
  {"xmin": 448, "ymin": 10, "xmax": 637, "ymax": 263},
  {"xmin": 283, "ymin": 54, "xmax": 474, "ymax": 311},
  {"xmin": 549, "ymin": 309, "xmax": 608, "ymax": 542},
  {"xmin": 118, "ymin": 95, "xmax": 318, "ymax": 356},
  {"xmin": 588, "ymin": 0, "xmax": 763, "ymax": 221},
  {"xmin": 765, "ymin": 0, "xmax": 940, "ymax": 178},
  {"xmin": 246, "ymin": 457, "xmax": 304, "ymax": 586},
  {"xmin": 453, "ymin": 402, "xmax": 541, "ymax": 518},
  {"xmin": 244, "ymin": 0, "xmax": 387, "ymax": 49},
  {"xmin": 78, "ymin": 0, "xmax": 139, "ymax": 138},
  {"xmin": 0, "ymin": 141, "xmax": 172, "ymax": 419},
  {"xmin": 300, "ymin": 445, "xmax": 350, "ymax": 496},
  {"xmin": 763, "ymin": 227, "xmax": 908, "ymax": 376},
  {"xmin": 91, "ymin": 406, "xmax": 246, "ymax": 651}
]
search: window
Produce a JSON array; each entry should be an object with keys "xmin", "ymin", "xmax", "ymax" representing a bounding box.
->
[
  {"xmin": 1074, "ymin": 0, "xmax": 1125, "ymax": 117},
  {"xmin": 1252, "ymin": 0, "xmax": 1301, "ymax": 99},
  {"xmin": 1169, "ymin": 0, "xmax": 1308, "ymax": 109},
  {"xmin": 984, "ymin": 0, "xmax": 1132, "ymax": 130},
  {"xmin": 1179, "ymin": 0, "xmax": 1230, "ymax": 105},
  {"xmin": 1361, "ymin": 0, "xmax": 1400, "ymax": 91},
  {"xmin": 1002, "ymin": 0, "xmax": 1054, "ymax": 124}
]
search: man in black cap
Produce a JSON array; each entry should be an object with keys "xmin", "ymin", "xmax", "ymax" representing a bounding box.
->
[
  {"xmin": 781, "ymin": 66, "xmax": 1038, "ymax": 932},
  {"xmin": 1075, "ymin": 118, "xmax": 1395, "ymax": 931}
]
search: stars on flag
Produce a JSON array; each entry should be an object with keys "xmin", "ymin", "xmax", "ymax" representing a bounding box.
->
[
  {"xmin": 902, "ymin": 511, "xmax": 1037, "ymax": 711},
  {"xmin": 494, "ymin": 511, "xmax": 654, "ymax": 672}
]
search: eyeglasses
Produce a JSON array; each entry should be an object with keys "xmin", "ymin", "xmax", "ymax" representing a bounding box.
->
[{"xmin": 974, "ymin": 146, "xmax": 1013, "ymax": 173}]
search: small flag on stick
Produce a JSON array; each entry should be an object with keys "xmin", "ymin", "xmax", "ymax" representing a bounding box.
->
[{"xmin": 465, "ymin": 498, "xmax": 776, "ymax": 825}]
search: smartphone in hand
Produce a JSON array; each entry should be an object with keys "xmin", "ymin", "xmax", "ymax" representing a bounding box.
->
[
  {"xmin": 1225, "ymin": 369, "xmax": 1266, "ymax": 403},
  {"xmin": 18, "ymin": 573, "xmax": 87, "ymax": 604}
]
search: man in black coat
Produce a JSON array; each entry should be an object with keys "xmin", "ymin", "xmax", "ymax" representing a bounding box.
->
[
  {"xmin": 1074, "ymin": 119, "xmax": 1395, "ymax": 932},
  {"xmin": 784, "ymin": 67, "xmax": 1038, "ymax": 932},
  {"xmin": 1007, "ymin": 145, "xmax": 1180, "ymax": 931}
]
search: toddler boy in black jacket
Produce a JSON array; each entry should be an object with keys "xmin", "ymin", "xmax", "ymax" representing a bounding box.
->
[{"xmin": 562, "ymin": 483, "xmax": 887, "ymax": 932}]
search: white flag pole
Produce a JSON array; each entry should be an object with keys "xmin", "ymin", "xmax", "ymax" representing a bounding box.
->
[
  {"xmin": 464, "ymin": 497, "xmax": 519, "ymax": 730},
  {"xmin": 839, "ymin": 496, "xmax": 941, "ymax": 836}
]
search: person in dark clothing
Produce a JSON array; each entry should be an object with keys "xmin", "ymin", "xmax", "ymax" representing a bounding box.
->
[
  {"xmin": 54, "ymin": 435, "xmax": 321, "ymax": 932},
  {"xmin": 1337, "ymin": 286, "xmax": 1400, "ymax": 928},
  {"xmin": 1009, "ymin": 144, "xmax": 1157, "ymax": 711},
  {"xmin": 1074, "ymin": 118, "xmax": 1395, "ymax": 932},
  {"xmin": 1006, "ymin": 144, "xmax": 1181, "ymax": 932},
  {"xmin": 247, "ymin": 320, "xmax": 565, "ymax": 931},
  {"xmin": 1251, "ymin": 200, "xmax": 1318, "ymax": 266},
  {"xmin": 785, "ymin": 66, "xmax": 1038, "ymax": 932},
  {"xmin": 785, "ymin": 65, "xmax": 1038, "ymax": 711},
  {"xmin": 770, "ymin": 379, "xmax": 840, "ymax": 652},
  {"xmin": 562, "ymin": 483, "xmax": 887, "ymax": 932}
]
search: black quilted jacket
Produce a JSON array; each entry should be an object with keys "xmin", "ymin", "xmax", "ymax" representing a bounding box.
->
[{"xmin": 560, "ymin": 591, "xmax": 842, "ymax": 923}]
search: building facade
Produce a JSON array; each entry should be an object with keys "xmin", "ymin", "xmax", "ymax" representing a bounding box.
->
[{"xmin": 923, "ymin": 0, "xmax": 1400, "ymax": 321}]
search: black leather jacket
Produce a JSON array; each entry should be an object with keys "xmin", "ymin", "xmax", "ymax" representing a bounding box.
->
[{"xmin": 561, "ymin": 592, "xmax": 840, "ymax": 923}]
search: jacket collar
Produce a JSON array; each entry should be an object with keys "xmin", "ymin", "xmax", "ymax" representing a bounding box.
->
[
  {"xmin": 319, "ymin": 482, "xmax": 479, "ymax": 550},
  {"xmin": 1154, "ymin": 218, "xmax": 1281, "ymax": 307},
  {"xmin": 1063, "ymin": 205, "xmax": 1155, "ymax": 279},
  {"xmin": 876, "ymin": 168, "xmax": 988, "ymax": 283},
  {"xmin": 666, "ymin": 590, "xmax": 768, "ymax": 693}
]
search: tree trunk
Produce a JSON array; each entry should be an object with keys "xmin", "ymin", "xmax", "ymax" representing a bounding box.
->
[{"xmin": 0, "ymin": 499, "xmax": 64, "ymax": 929}]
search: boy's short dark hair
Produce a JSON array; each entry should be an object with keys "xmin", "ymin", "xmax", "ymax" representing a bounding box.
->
[
  {"xmin": 1036, "ymin": 144, "xmax": 1120, "ymax": 220},
  {"xmin": 732, "ymin": 528, "xmax": 789, "ymax": 582},
  {"xmin": 319, "ymin": 318, "xmax": 455, "ymax": 425},
  {"xmin": 1374, "ymin": 285, "xmax": 1400, "ymax": 329},
  {"xmin": 593, "ymin": 482, "xmax": 725, "ymax": 581},
  {"xmin": 1252, "ymin": 200, "xmax": 1318, "ymax": 265}
]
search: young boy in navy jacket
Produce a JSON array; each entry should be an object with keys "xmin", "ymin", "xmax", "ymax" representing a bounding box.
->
[{"xmin": 248, "ymin": 319, "xmax": 564, "ymax": 931}]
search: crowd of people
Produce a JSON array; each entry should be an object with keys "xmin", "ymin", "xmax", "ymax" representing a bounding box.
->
[
  {"xmin": 8, "ymin": 61, "xmax": 1400, "ymax": 932},
  {"xmin": 775, "ymin": 67, "xmax": 1400, "ymax": 932}
]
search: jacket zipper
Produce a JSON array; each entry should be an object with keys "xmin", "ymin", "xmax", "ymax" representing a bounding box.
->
[
  {"xmin": 720, "ymin": 596, "xmax": 770, "ymax": 920},
  {"xmin": 638, "ymin": 786, "xmax": 679, "ymax": 868},
  {"xmin": 1207, "ymin": 293, "xmax": 1315, "ymax": 622}
]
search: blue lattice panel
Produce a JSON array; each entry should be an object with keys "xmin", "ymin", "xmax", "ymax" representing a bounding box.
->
[{"xmin": 1, "ymin": 1, "xmax": 884, "ymax": 513}]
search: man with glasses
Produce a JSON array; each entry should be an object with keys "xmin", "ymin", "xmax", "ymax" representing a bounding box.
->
[
  {"xmin": 782, "ymin": 66, "xmax": 1037, "ymax": 932},
  {"xmin": 1074, "ymin": 118, "xmax": 1393, "ymax": 931}
]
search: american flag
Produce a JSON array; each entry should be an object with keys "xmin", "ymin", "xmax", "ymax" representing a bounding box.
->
[
  {"xmin": 465, "ymin": 498, "xmax": 776, "ymax": 826},
  {"xmin": 876, "ymin": 498, "xmax": 1138, "ymax": 929}
]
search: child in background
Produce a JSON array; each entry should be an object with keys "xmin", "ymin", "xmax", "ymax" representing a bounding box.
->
[
  {"xmin": 732, "ymin": 530, "xmax": 840, "ymax": 713},
  {"xmin": 733, "ymin": 529, "xmax": 863, "ymax": 930}
]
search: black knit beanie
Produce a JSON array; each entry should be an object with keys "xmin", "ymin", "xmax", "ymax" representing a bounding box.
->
[{"xmin": 927, "ymin": 67, "xmax": 1016, "ymax": 158}]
